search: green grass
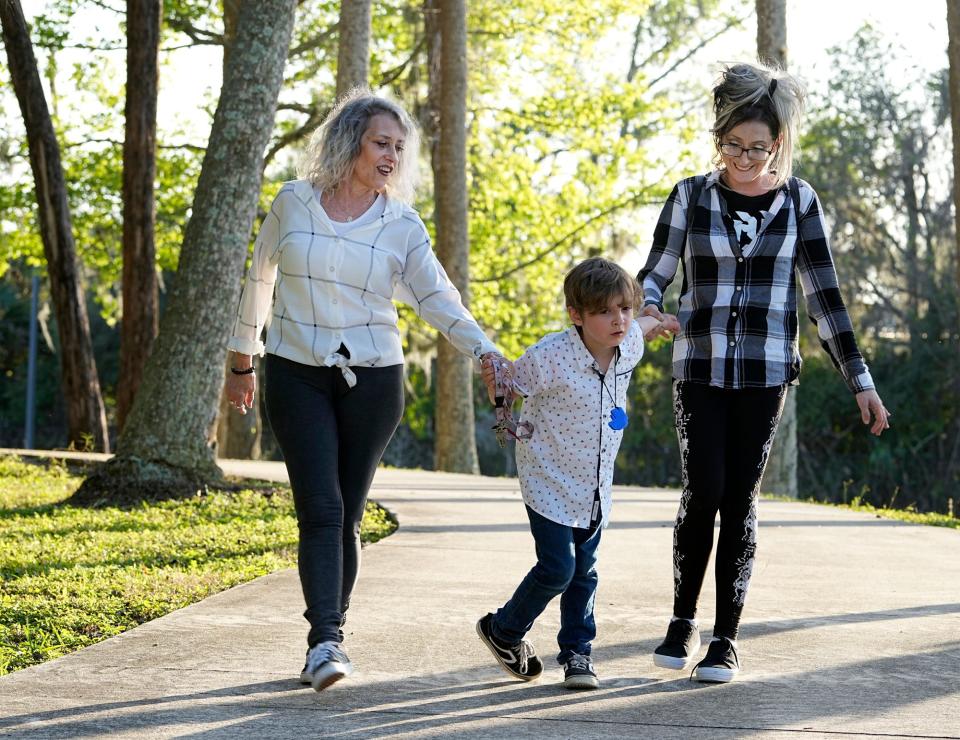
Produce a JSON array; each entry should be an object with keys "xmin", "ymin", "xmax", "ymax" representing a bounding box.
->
[
  {"xmin": 838, "ymin": 498, "xmax": 960, "ymax": 529},
  {"xmin": 762, "ymin": 491, "xmax": 960, "ymax": 530},
  {"xmin": 0, "ymin": 455, "xmax": 396, "ymax": 675}
]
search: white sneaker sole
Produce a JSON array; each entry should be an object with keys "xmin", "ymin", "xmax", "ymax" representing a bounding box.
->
[
  {"xmin": 310, "ymin": 661, "xmax": 352, "ymax": 692},
  {"xmin": 653, "ymin": 636, "xmax": 701, "ymax": 670},
  {"xmin": 563, "ymin": 674, "xmax": 599, "ymax": 690},
  {"xmin": 693, "ymin": 665, "xmax": 738, "ymax": 683}
]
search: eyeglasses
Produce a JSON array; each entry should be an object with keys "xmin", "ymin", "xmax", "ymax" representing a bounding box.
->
[{"xmin": 719, "ymin": 143, "xmax": 773, "ymax": 161}]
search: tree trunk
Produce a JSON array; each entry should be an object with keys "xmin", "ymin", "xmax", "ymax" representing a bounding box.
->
[
  {"xmin": 221, "ymin": 0, "xmax": 240, "ymax": 68},
  {"xmin": 756, "ymin": 0, "xmax": 787, "ymax": 68},
  {"xmin": 948, "ymin": 0, "xmax": 960, "ymax": 305},
  {"xmin": 117, "ymin": 0, "xmax": 162, "ymax": 431},
  {"xmin": 215, "ymin": 0, "xmax": 262, "ymax": 459},
  {"xmin": 426, "ymin": 0, "xmax": 478, "ymax": 474},
  {"xmin": 0, "ymin": 0, "xmax": 110, "ymax": 452},
  {"xmin": 947, "ymin": 0, "xmax": 960, "ymax": 502},
  {"xmin": 336, "ymin": 0, "xmax": 371, "ymax": 98},
  {"xmin": 74, "ymin": 0, "xmax": 297, "ymax": 502},
  {"xmin": 756, "ymin": 0, "xmax": 797, "ymax": 498}
]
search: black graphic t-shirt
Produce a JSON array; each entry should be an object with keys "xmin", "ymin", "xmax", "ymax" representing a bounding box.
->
[{"xmin": 719, "ymin": 184, "xmax": 777, "ymax": 252}]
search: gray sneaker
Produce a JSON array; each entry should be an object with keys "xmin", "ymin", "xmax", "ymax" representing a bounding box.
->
[
  {"xmin": 302, "ymin": 641, "xmax": 353, "ymax": 691},
  {"xmin": 563, "ymin": 653, "xmax": 599, "ymax": 690}
]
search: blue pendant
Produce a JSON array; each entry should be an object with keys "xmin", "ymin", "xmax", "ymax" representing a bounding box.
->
[{"xmin": 609, "ymin": 406, "xmax": 628, "ymax": 430}]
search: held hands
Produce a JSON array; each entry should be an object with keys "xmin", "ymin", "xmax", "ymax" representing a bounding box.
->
[
  {"xmin": 480, "ymin": 352, "xmax": 514, "ymax": 404},
  {"xmin": 855, "ymin": 388, "xmax": 891, "ymax": 436},
  {"xmin": 640, "ymin": 304, "xmax": 680, "ymax": 340},
  {"xmin": 225, "ymin": 356, "xmax": 256, "ymax": 415}
]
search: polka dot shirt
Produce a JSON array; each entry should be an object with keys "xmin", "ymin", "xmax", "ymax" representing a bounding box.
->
[{"xmin": 513, "ymin": 320, "xmax": 645, "ymax": 529}]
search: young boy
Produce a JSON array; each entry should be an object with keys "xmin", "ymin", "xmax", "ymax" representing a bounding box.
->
[{"xmin": 477, "ymin": 257, "xmax": 679, "ymax": 689}]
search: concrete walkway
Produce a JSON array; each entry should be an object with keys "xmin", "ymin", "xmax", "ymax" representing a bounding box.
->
[{"xmin": 0, "ymin": 451, "xmax": 958, "ymax": 739}]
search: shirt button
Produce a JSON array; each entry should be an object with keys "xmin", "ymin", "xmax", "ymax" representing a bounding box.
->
[
  {"xmin": 729, "ymin": 341, "xmax": 735, "ymax": 347},
  {"xmin": 731, "ymin": 311, "xmax": 738, "ymax": 317},
  {"xmin": 736, "ymin": 286, "xmax": 742, "ymax": 291},
  {"xmin": 332, "ymin": 299, "xmax": 338, "ymax": 304},
  {"xmin": 738, "ymin": 257, "xmax": 744, "ymax": 262},
  {"xmin": 328, "ymin": 266, "xmax": 335, "ymax": 272}
]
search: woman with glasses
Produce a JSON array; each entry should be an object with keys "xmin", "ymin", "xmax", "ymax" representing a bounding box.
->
[{"xmin": 637, "ymin": 61, "xmax": 890, "ymax": 683}]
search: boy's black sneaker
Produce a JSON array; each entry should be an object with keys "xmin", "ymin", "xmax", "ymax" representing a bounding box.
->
[
  {"xmin": 563, "ymin": 653, "xmax": 599, "ymax": 690},
  {"xmin": 653, "ymin": 618, "xmax": 701, "ymax": 670},
  {"xmin": 692, "ymin": 637, "xmax": 740, "ymax": 683},
  {"xmin": 476, "ymin": 613, "xmax": 543, "ymax": 681}
]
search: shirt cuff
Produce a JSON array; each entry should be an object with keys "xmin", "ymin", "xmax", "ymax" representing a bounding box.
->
[
  {"xmin": 227, "ymin": 336, "xmax": 265, "ymax": 357},
  {"xmin": 846, "ymin": 369, "xmax": 874, "ymax": 394}
]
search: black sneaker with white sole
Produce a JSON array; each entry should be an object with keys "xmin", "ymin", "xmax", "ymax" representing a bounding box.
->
[
  {"xmin": 653, "ymin": 618, "xmax": 701, "ymax": 670},
  {"xmin": 692, "ymin": 637, "xmax": 740, "ymax": 683},
  {"xmin": 302, "ymin": 641, "xmax": 353, "ymax": 691},
  {"xmin": 476, "ymin": 613, "xmax": 544, "ymax": 681},
  {"xmin": 563, "ymin": 653, "xmax": 599, "ymax": 690}
]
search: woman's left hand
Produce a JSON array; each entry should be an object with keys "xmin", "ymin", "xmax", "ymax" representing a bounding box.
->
[
  {"xmin": 480, "ymin": 352, "xmax": 512, "ymax": 404},
  {"xmin": 855, "ymin": 389, "xmax": 891, "ymax": 436}
]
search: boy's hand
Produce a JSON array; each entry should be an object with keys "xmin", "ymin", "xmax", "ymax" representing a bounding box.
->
[
  {"xmin": 640, "ymin": 304, "xmax": 664, "ymax": 321},
  {"xmin": 639, "ymin": 304, "xmax": 676, "ymax": 340},
  {"xmin": 660, "ymin": 313, "xmax": 680, "ymax": 335},
  {"xmin": 481, "ymin": 353, "xmax": 513, "ymax": 404}
]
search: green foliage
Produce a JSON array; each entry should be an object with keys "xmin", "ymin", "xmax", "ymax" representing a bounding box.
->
[
  {"xmin": 794, "ymin": 27, "xmax": 959, "ymax": 514},
  {"xmin": 0, "ymin": 455, "xmax": 395, "ymax": 674}
]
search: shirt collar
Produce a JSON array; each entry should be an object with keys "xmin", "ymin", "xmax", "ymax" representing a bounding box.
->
[
  {"xmin": 567, "ymin": 325, "xmax": 618, "ymax": 373},
  {"xmin": 290, "ymin": 179, "xmax": 404, "ymax": 229}
]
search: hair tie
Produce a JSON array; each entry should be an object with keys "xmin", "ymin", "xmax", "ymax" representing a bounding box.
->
[{"xmin": 768, "ymin": 78, "xmax": 778, "ymax": 97}]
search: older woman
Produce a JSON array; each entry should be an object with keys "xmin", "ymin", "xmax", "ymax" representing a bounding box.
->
[{"xmin": 225, "ymin": 90, "xmax": 503, "ymax": 691}]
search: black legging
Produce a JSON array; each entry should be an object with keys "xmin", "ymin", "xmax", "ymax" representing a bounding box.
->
[
  {"xmin": 671, "ymin": 380, "xmax": 786, "ymax": 640},
  {"xmin": 265, "ymin": 353, "xmax": 404, "ymax": 648}
]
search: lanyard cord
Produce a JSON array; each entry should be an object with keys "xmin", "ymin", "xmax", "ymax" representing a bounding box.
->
[
  {"xmin": 591, "ymin": 354, "xmax": 619, "ymax": 418},
  {"xmin": 591, "ymin": 353, "xmax": 618, "ymax": 505}
]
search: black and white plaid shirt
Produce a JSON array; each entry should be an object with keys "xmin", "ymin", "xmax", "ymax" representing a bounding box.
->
[{"xmin": 638, "ymin": 170, "xmax": 874, "ymax": 393}]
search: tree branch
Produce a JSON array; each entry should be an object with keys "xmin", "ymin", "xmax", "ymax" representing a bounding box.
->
[
  {"xmin": 63, "ymin": 136, "xmax": 205, "ymax": 152},
  {"xmin": 165, "ymin": 16, "xmax": 224, "ymax": 46},
  {"xmin": 474, "ymin": 192, "xmax": 662, "ymax": 283},
  {"xmin": 35, "ymin": 41, "xmax": 125, "ymax": 51},
  {"xmin": 646, "ymin": 16, "xmax": 745, "ymax": 90},
  {"xmin": 378, "ymin": 35, "xmax": 427, "ymax": 87},
  {"xmin": 289, "ymin": 27, "xmax": 337, "ymax": 57},
  {"xmin": 262, "ymin": 107, "xmax": 329, "ymax": 169},
  {"xmin": 87, "ymin": 0, "xmax": 124, "ymax": 13}
]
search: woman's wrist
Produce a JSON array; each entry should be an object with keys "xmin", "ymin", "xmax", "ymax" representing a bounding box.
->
[{"xmin": 231, "ymin": 353, "xmax": 254, "ymax": 374}]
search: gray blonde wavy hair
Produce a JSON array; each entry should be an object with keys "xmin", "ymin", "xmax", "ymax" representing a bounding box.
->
[
  {"xmin": 711, "ymin": 61, "xmax": 806, "ymax": 189},
  {"xmin": 298, "ymin": 88, "xmax": 421, "ymax": 203}
]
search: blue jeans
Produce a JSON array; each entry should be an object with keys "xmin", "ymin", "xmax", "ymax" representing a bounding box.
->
[{"xmin": 491, "ymin": 505, "xmax": 603, "ymax": 664}]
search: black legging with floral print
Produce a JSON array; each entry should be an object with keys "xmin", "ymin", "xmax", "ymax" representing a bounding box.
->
[{"xmin": 670, "ymin": 380, "xmax": 786, "ymax": 640}]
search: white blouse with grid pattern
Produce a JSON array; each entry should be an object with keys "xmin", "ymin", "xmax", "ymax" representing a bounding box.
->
[{"xmin": 228, "ymin": 180, "xmax": 498, "ymax": 380}]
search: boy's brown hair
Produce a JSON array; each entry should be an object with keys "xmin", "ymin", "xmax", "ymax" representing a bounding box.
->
[{"xmin": 563, "ymin": 257, "xmax": 640, "ymax": 314}]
